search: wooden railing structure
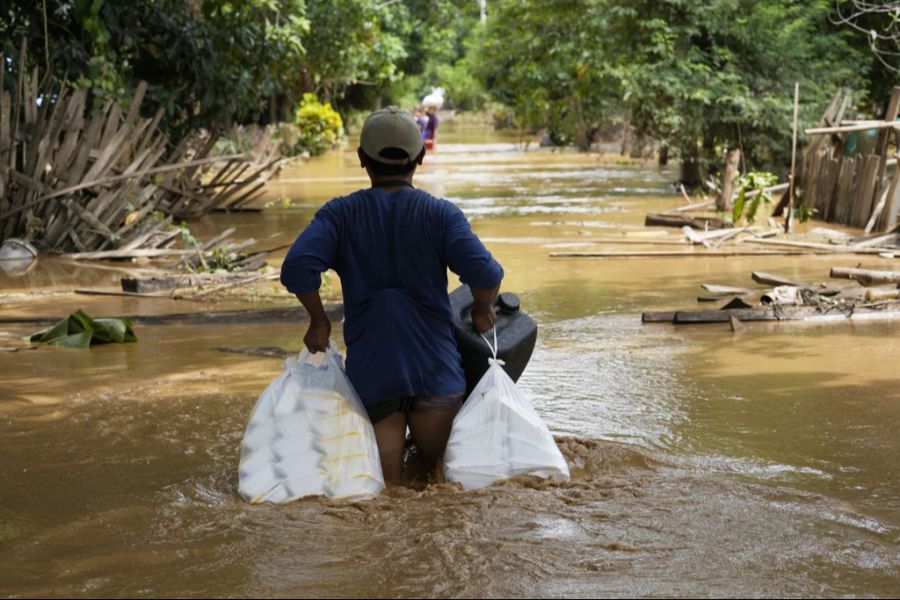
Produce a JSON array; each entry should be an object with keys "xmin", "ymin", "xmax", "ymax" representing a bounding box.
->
[{"xmin": 800, "ymin": 87, "xmax": 900, "ymax": 233}]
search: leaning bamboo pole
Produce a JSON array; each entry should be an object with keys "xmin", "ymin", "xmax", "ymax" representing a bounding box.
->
[{"xmin": 786, "ymin": 82, "xmax": 799, "ymax": 233}]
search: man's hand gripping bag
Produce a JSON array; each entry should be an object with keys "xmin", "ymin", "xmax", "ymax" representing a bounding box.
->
[
  {"xmin": 444, "ymin": 330, "xmax": 570, "ymax": 489},
  {"xmin": 238, "ymin": 344, "xmax": 385, "ymax": 503}
]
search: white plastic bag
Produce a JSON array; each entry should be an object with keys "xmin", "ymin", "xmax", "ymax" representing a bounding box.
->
[
  {"xmin": 238, "ymin": 344, "xmax": 385, "ymax": 503},
  {"xmin": 444, "ymin": 330, "xmax": 570, "ymax": 489},
  {"xmin": 422, "ymin": 87, "xmax": 445, "ymax": 109}
]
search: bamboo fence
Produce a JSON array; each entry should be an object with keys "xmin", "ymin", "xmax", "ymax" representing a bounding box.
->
[{"xmin": 0, "ymin": 50, "xmax": 280, "ymax": 255}]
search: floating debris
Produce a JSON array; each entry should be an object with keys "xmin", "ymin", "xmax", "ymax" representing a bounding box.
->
[
  {"xmin": 30, "ymin": 310, "xmax": 137, "ymax": 348},
  {"xmin": 643, "ymin": 267, "xmax": 900, "ymax": 326},
  {"xmin": 0, "ymin": 238, "xmax": 38, "ymax": 276}
]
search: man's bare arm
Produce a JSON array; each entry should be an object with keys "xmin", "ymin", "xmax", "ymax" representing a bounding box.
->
[
  {"xmin": 471, "ymin": 283, "xmax": 500, "ymax": 334},
  {"xmin": 295, "ymin": 290, "xmax": 331, "ymax": 352}
]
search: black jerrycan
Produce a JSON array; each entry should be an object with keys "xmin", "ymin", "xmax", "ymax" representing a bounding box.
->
[{"xmin": 449, "ymin": 285, "xmax": 538, "ymax": 395}]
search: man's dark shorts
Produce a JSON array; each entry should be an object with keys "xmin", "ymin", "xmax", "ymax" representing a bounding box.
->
[{"xmin": 366, "ymin": 390, "xmax": 466, "ymax": 424}]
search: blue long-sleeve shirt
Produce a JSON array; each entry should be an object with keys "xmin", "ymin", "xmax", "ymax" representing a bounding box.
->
[{"xmin": 280, "ymin": 187, "xmax": 504, "ymax": 408}]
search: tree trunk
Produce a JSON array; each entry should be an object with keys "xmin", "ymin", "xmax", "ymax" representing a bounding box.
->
[
  {"xmin": 620, "ymin": 125, "xmax": 631, "ymax": 156},
  {"xmin": 717, "ymin": 148, "xmax": 741, "ymax": 212},
  {"xmin": 571, "ymin": 96, "xmax": 593, "ymax": 151},
  {"xmin": 574, "ymin": 122, "xmax": 594, "ymax": 151}
]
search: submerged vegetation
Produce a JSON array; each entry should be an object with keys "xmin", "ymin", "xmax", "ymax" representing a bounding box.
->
[{"xmin": 2, "ymin": 0, "xmax": 896, "ymax": 180}]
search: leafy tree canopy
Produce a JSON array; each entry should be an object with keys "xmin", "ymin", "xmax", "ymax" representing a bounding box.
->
[
  {"xmin": 1, "ymin": 0, "xmax": 889, "ymax": 181},
  {"xmin": 2, "ymin": 0, "xmax": 416, "ymax": 136},
  {"xmin": 475, "ymin": 0, "xmax": 869, "ymax": 178},
  {"xmin": 617, "ymin": 0, "xmax": 866, "ymax": 177}
]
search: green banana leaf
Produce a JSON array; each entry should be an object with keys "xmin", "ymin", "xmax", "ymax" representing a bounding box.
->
[{"xmin": 29, "ymin": 310, "xmax": 137, "ymax": 348}]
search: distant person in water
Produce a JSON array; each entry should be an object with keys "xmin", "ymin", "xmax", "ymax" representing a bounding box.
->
[
  {"xmin": 423, "ymin": 105, "xmax": 439, "ymax": 150},
  {"xmin": 413, "ymin": 107, "xmax": 427, "ymax": 137},
  {"xmin": 280, "ymin": 106, "xmax": 503, "ymax": 484}
]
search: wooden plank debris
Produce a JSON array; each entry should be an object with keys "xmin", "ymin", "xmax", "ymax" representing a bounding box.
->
[
  {"xmin": 642, "ymin": 261, "xmax": 900, "ymax": 329},
  {"xmin": 549, "ymin": 249, "xmax": 816, "ymax": 258},
  {"xmin": 642, "ymin": 302, "xmax": 900, "ymax": 324},
  {"xmin": 849, "ymin": 226, "xmax": 900, "ymax": 247},
  {"xmin": 864, "ymin": 288, "xmax": 900, "ymax": 301},
  {"xmin": 683, "ymin": 226, "xmax": 747, "ymax": 246},
  {"xmin": 120, "ymin": 272, "xmax": 260, "ymax": 294},
  {"xmin": 73, "ymin": 288, "xmax": 202, "ymax": 301},
  {"xmin": 67, "ymin": 248, "xmax": 198, "ymax": 260},
  {"xmin": 742, "ymin": 238, "xmax": 895, "ymax": 254},
  {"xmin": 708, "ymin": 227, "xmax": 750, "ymax": 249},
  {"xmin": 645, "ymin": 213, "xmax": 728, "ymax": 230},
  {"xmin": 751, "ymin": 271, "xmax": 809, "ymax": 287},
  {"xmin": 558, "ymin": 237, "xmax": 689, "ymax": 246},
  {"xmin": 682, "ymin": 226, "xmax": 709, "ymax": 246},
  {"xmin": 830, "ymin": 267, "xmax": 900, "ymax": 286},
  {"xmin": 700, "ymin": 284, "xmax": 756, "ymax": 295},
  {"xmin": 641, "ymin": 311, "xmax": 677, "ymax": 323},
  {"xmin": 865, "ymin": 180, "xmax": 894, "ymax": 234}
]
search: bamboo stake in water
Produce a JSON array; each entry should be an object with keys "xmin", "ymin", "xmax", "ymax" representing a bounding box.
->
[{"xmin": 786, "ymin": 82, "xmax": 800, "ymax": 233}]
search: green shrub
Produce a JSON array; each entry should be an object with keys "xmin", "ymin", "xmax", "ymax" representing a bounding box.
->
[
  {"xmin": 732, "ymin": 171, "xmax": 779, "ymax": 224},
  {"xmin": 292, "ymin": 93, "xmax": 344, "ymax": 156}
]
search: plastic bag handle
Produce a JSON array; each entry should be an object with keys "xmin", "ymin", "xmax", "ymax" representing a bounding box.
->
[
  {"xmin": 325, "ymin": 341, "xmax": 345, "ymax": 370},
  {"xmin": 297, "ymin": 341, "xmax": 343, "ymax": 369},
  {"xmin": 479, "ymin": 326, "xmax": 505, "ymax": 366}
]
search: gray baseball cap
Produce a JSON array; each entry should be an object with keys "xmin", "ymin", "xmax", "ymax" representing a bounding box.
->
[{"xmin": 359, "ymin": 106, "xmax": 425, "ymax": 165}]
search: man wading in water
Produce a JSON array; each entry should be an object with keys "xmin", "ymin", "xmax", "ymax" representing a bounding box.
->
[{"xmin": 280, "ymin": 106, "xmax": 504, "ymax": 484}]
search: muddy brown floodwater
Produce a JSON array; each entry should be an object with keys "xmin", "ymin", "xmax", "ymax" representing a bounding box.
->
[{"xmin": 1, "ymin": 122, "xmax": 899, "ymax": 597}]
